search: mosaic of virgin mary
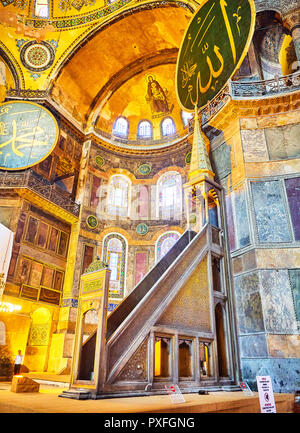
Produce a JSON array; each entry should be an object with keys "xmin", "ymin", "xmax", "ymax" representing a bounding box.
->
[{"xmin": 146, "ymin": 75, "xmax": 170, "ymax": 118}]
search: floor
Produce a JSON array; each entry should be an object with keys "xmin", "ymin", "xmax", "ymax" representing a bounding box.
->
[{"xmin": 0, "ymin": 378, "xmax": 296, "ymax": 413}]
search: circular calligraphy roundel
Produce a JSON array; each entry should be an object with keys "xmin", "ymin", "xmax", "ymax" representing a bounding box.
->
[
  {"xmin": 0, "ymin": 101, "xmax": 59, "ymax": 171},
  {"xmin": 176, "ymin": 0, "xmax": 256, "ymax": 111}
]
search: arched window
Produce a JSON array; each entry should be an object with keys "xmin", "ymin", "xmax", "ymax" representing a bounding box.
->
[
  {"xmin": 34, "ymin": 0, "xmax": 49, "ymax": 18},
  {"xmin": 108, "ymin": 175, "xmax": 130, "ymax": 217},
  {"xmin": 181, "ymin": 111, "xmax": 193, "ymax": 128},
  {"xmin": 113, "ymin": 117, "xmax": 129, "ymax": 138},
  {"xmin": 157, "ymin": 172, "xmax": 182, "ymax": 219},
  {"xmin": 156, "ymin": 231, "xmax": 180, "ymax": 262},
  {"xmin": 137, "ymin": 120, "xmax": 152, "ymax": 139},
  {"xmin": 102, "ymin": 234, "xmax": 127, "ymax": 299},
  {"xmin": 161, "ymin": 117, "xmax": 176, "ymax": 137}
]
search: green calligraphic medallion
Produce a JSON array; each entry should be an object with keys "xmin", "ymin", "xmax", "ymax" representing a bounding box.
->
[
  {"xmin": 136, "ymin": 223, "xmax": 148, "ymax": 235},
  {"xmin": 176, "ymin": 0, "xmax": 256, "ymax": 111},
  {"xmin": 0, "ymin": 101, "xmax": 59, "ymax": 170},
  {"xmin": 138, "ymin": 163, "xmax": 151, "ymax": 175},
  {"xmin": 95, "ymin": 155, "xmax": 105, "ymax": 167},
  {"xmin": 87, "ymin": 215, "xmax": 98, "ymax": 229}
]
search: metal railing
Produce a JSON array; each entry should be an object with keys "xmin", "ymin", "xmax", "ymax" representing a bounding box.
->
[
  {"xmin": 230, "ymin": 70, "xmax": 300, "ymax": 98},
  {"xmin": 0, "ymin": 170, "xmax": 80, "ymax": 216}
]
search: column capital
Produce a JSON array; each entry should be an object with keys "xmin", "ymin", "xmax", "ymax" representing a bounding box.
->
[{"xmin": 283, "ymin": 8, "xmax": 300, "ymax": 32}]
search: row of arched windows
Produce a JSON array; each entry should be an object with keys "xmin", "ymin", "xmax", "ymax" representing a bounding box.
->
[
  {"xmin": 105, "ymin": 172, "xmax": 183, "ymax": 219},
  {"xmin": 112, "ymin": 111, "xmax": 193, "ymax": 139}
]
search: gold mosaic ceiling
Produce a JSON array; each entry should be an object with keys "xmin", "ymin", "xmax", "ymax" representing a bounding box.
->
[
  {"xmin": 0, "ymin": 1, "xmax": 194, "ymax": 142},
  {"xmin": 51, "ymin": 5, "xmax": 193, "ymax": 137}
]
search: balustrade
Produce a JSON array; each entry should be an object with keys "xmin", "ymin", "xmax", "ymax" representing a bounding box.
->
[
  {"xmin": 0, "ymin": 170, "xmax": 80, "ymax": 217},
  {"xmin": 5, "ymin": 70, "xmax": 300, "ymax": 148}
]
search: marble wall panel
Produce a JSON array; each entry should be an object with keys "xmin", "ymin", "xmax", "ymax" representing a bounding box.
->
[
  {"xmin": 234, "ymin": 188, "xmax": 251, "ymax": 249},
  {"xmin": 260, "ymin": 270, "xmax": 298, "ymax": 333},
  {"xmin": 90, "ymin": 175, "xmax": 101, "ymax": 208},
  {"xmin": 232, "ymin": 250, "xmax": 257, "ymax": 275},
  {"xmin": 267, "ymin": 334, "xmax": 300, "ymax": 358},
  {"xmin": 289, "ymin": 269, "xmax": 300, "ymax": 323},
  {"xmin": 238, "ymin": 334, "xmax": 268, "ymax": 358},
  {"xmin": 135, "ymin": 252, "xmax": 148, "ymax": 285},
  {"xmin": 240, "ymin": 129, "xmax": 269, "ymax": 162},
  {"xmin": 285, "ymin": 177, "xmax": 300, "ymax": 241},
  {"xmin": 265, "ymin": 123, "xmax": 300, "ymax": 160},
  {"xmin": 210, "ymin": 142, "xmax": 231, "ymax": 181},
  {"xmin": 234, "ymin": 272, "xmax": 264, "ymax": 334},
  {"xmin": 225, "ymin": 194, "xmax": 236, "ymax": 251},
  {"xmin": 251, "ymin": 180, "xmax": 291, "ymax": 243},
  {"xmin": 241, "ymin": 358, "xmax": 300, "ymax": 393}
]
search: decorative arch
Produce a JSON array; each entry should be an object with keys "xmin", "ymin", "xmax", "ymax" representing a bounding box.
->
[
  {"xmin": 102, "ymin": 232, "xmax": 128, "ymax": 299},
  {"xmin": 48, "ymin": 1, "xmax": 195, "ymax": 85},
  {"xmin": 0, "ymin": 45, "xmax": 23, "ymax": 89},
  {"xmin": 155, "ymin": 230, "xmax": 181, "ymax": 262}
]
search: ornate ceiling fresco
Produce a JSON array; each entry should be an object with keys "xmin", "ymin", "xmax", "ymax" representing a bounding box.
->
[
  {"xmin": 0, "ymin": 0, "xmax": 299, "ymax": 147},
  {"xmin": 51, "ymin": 5, "xmax": 193, "ymax": 132}
]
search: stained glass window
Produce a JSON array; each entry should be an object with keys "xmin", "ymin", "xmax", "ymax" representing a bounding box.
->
[
  {"xmin": 103, "ymin": 234, "xmax": 127, "ymax": 298},
  {"xmin": 157, "ymin": 172, "xmax": 182, "ymax": 219},
  {"xmin": 137, "ymin": 120, "xmax": 152, "ymax": 139},
  {"xmin": 108, "ymin": 175, "xmax": 130, "ymax": 217},
  {"xmin": 161, "ymin": 117, "xmax": 176, "ymax": 136},
  {"xmin": 113, "ymin": 117, "xmax": 129, "ymax": 138},
  {"xmin": 34, "ymin": 0, "xmax": 49, "ymax": 18},
  {"xmin": 156, "ymin": 231, "xmax": 180, "ymax": 262}
]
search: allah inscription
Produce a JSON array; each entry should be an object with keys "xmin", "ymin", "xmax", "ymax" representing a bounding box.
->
[{"xmin": 176, "ymin": 0, "xmax": 256, "ymax": 110}]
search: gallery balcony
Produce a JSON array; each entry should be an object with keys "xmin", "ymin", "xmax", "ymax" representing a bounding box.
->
[
  {"xmin": 0, "ymin": 169, "xmax": 80, "ymax": 223},
  {"xmin": 230, "ymin": 70, "xmax": 300, "ymax": 99}
]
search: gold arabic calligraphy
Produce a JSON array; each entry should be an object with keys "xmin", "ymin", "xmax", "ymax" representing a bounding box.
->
[
  {"xmin": 181, "ymin": 0, "xmax": 243, "ymax": 107},
  {"xmin": 0, "ymin": 119, "xmax": 50, "ymax": 158}
]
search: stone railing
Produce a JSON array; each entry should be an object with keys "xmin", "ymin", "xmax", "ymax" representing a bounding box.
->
[
  {"xmin": 0, "ymin": 170, "xmax": 80, "ymax": 217},
  {"xmin": 230, "ymin": 70, "xmax": 300, "ymax": 98},
  {"xmin": 95, "ymin": 127, "xmax": 181, "ymax": 147}
]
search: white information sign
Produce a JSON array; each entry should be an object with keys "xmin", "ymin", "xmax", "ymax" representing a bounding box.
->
[
  {"xmin": 256, "ymin": 376, "xmax": 276, "ymax": 413},
  {"xmin": 165, "ymin": 384, "xmax": 186, "ymax": 404}
]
